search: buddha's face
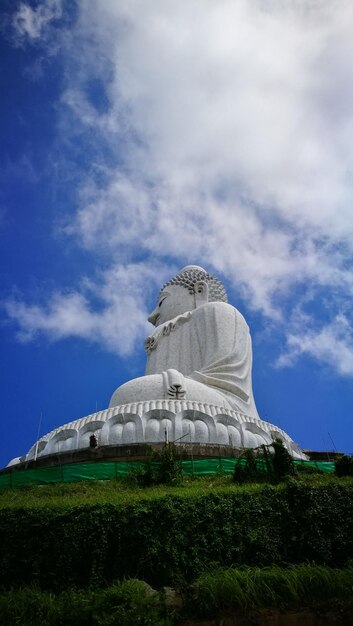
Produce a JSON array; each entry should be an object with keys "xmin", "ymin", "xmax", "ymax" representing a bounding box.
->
[{"xmin": 148, "ymin": 285, "xmax": 196, "ymax": 327}]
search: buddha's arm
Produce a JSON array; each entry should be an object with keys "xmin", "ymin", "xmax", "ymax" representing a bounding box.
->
[{"xmin": 186, "ymin": 302, "xmax": 253, "ymax": 403}]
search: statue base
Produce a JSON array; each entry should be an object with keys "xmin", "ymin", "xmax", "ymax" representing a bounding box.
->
[{"xmin": 9, "ymin": 400, "xmax": 307, "ymax": 466}]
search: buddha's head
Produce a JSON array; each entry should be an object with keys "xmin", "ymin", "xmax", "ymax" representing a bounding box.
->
[{"xmin": 148, "ymin": 265, "xmax": 228, "ymax": 326}]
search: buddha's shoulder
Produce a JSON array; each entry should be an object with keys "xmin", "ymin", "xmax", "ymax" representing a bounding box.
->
[{"xmin": 193, "ymin": 301, "xmax": 247, "ymax": 324}]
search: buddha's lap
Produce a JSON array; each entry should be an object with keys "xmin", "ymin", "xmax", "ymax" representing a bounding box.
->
[{"xmin": 109, "ymin": 372, "xmax": 230, "ymax": 408}]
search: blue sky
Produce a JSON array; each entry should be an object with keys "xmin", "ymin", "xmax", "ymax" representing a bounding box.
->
[{"xmin": 1, "ymin": 0, "xmax": 353, "ymax": 467}]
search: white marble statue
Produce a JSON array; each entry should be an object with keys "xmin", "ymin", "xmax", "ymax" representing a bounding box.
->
[
  {"xmin": 110, "ymin": 265, "xmax": 260, "ymax": 419},
  {"xmin": 9, "ymin": 265, "xmax": 306, "ymax": 465}
]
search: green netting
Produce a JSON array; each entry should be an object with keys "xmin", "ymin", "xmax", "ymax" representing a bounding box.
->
[
  {"xmin": 0, "ymin": 457, "xmax": 336, "ymax": 491},
  {"xmin": 294, "ymin": 460, "xmax": 335, "ymax": 473}
]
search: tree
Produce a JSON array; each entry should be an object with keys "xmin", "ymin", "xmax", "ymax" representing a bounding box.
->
[{"xmin": 272, "ymin": 438, "xmax": 296, "ymax": 481}]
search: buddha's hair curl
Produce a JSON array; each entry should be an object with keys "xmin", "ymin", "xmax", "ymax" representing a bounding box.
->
[{"xmin": 160, "ymin": 268, "xmax": 228, "ymax": 303}]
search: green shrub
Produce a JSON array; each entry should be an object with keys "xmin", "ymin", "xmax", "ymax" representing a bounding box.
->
[
  {"xmin": 272, "ymin": 438, "xmax": 296, "ymax": 481},
  {"xmin": 0, "ymin": 587, "xmax": 56, "ymax": 626},
  {"xmin": 233, "ymin": 449, "xmax": 257, "ymax": 483},
  {"xmin": 129, "ymin": 444, "xmax": 182, "ymax": 487},
  {"xmin": 0, "ymin": 580, "xmax": 171, "ymax": 626},
  {"xmin": 233, "ymin": 441, "xmax": 295, "ymax": 485},
  {"xmin": 1, "ymin": 481, "xmax": 353, "ymax": 591},
  {"xmin": 335, "ymin": 455, "xmax": 353, "ymax": 477},
  {"xmin": 91, "ymin": 580, "xmax": 166, "ymax": 626},
  {"xmin": 157, "ymin": 444, "xmax": 182, "ymax": 485},
  {"xmin": 233, "ymin": 449, "xmax": 270, "ymax": 484}
]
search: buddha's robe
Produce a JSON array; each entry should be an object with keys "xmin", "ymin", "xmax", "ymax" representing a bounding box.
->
[
  {"xmin": 145, "ymin": 301, "xmax": 259, "ymax": 419},
  {"xmin": 110, "ymin": 301, "xmax": 260, "ymax": 420}
]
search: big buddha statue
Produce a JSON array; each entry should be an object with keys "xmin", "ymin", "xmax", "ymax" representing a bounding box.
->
[
  {"xmin": 10, "ymin": 265, "xmax": 306, "ymax": 465},
  {"xmin": 110, "ymin": 265, "xmax": 260, "ymax": 419}
]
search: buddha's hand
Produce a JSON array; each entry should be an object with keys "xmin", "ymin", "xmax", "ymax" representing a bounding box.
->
[
  {"xmin": 162, "ymin": 369, "xmax": 186, "ymax": 399},
  {"xmin": 163, "ymin": 321, "xmax": 175, "ymax": 336}
]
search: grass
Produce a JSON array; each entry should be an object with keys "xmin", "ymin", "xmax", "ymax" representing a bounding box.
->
[
  {"xmin": 1, "ymin": 564, "xmax": 353, "ymax": 624},
  {"xmin": 0, "ymin": 474, "xmax": 261, "ymax": 508},
  {"xmin": 0, "ymin": 579, "xmax": 171, "ymax": 626},
  {"xmin": 193, "ymin": 563, "xmax": 353, "ymax": 614},
  {"xmin": 0, "ymin": 471, "xmax": 350, "ymax": 509}
]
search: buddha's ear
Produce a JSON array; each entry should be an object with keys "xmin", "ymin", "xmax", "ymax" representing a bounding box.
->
[{"xmin": 194, "ymin": 280, "xmax": 209, "ymax": 307}]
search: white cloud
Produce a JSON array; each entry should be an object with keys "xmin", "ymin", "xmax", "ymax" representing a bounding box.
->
[
  {"xmin": 63, "ymin": 2, "xmax": 353, "ymax": 294},
  {"xmin": 277, "ymin": 314, "xmax": 353, "ymax": 377},
  {"xmin": 4, "ymin": 262, "xmax": 169, "ymax": 357},
  {"xmin": 6, "ymin": 1, "xmax": 353, "ymax": 374},
  {"xmin": 12, "ymin": 0, "xmax": 62, "ymax": 42}
]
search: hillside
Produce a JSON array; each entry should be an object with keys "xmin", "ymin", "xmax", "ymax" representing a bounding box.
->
[{"xmin": 1, "ymin": 472, "xmax": 353, "ymax": 624}]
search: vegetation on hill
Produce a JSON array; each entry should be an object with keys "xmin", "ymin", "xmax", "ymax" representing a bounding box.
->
[
  {"xmin": 193, "ymin": 563, "xmax": 353, "ymax": 615},
  {"xmin": 1, "ymin": 564, "xmax": 353, "ymax": 625},
  {"xmin": 1, "ymin": 474, "xmax": 353, "ymax": 591},
  {"xmin": 335, "ymin": 454, "xmax": 353, "ymax": 477},
  {"xmin": 1, "ymin": 451, "xmax": 352, "ymax": 624},
  {"xmin": 0, "ymin": 468, "xmax": 347, "ymax": 509}
]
